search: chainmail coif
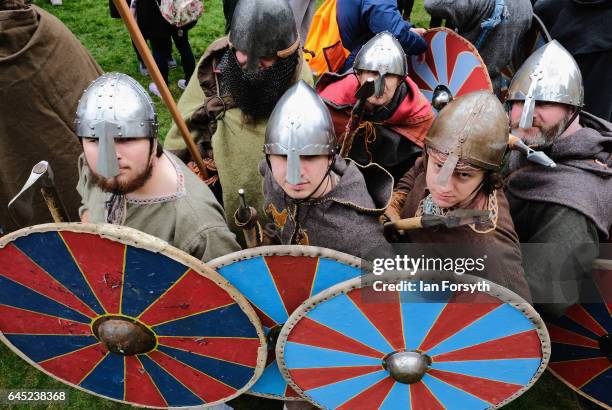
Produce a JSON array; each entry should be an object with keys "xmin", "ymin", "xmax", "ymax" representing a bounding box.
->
[{"xmin": 218, "ymin": 49, "xmax": 299, "ymax": 120}]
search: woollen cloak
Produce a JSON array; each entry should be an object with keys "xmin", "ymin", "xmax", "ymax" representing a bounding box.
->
[{"xmin": 0, "ymin": 5, "xmax": 102, "ymax": 232}]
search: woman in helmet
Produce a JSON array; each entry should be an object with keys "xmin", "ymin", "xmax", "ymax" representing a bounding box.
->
[{"xmin": 386, "ymin": 90, "xmax": 532, "ymax": 301}]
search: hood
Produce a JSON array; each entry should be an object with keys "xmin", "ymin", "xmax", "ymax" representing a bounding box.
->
[
  {"xmin": 549, "ymin": 111, "xmax": 612, "ymax": 177},
  {"xmin": 317, "ymin": 72, "xmax": 432, "ymax": 119},
  {"xmin": 260, "ymin": 155, "xmax": 393, "ymax": 214}
]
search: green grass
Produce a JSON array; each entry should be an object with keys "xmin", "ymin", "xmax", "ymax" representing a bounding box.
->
[
  {"xmin": 0, "ymin": 0, "xmax": 582, "ymax": 408},
  {"xmin": 31, "ymin": 0, "xmax": 226, "ymax": 139}
]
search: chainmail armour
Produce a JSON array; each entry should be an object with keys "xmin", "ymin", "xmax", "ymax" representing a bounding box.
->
[{"xmin": 218, "ymin": 49, "xmax": 300, "ymax": 120}]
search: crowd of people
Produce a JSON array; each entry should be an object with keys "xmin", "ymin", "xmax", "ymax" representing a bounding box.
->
[{"xmin": 1, "ymin": 0, "xmax": 611, "ymax": 408}]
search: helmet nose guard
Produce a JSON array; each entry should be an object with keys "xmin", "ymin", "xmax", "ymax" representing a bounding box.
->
[{"xmin": 264, "ymin": 81, "xmax": 336, "ymax": 186}]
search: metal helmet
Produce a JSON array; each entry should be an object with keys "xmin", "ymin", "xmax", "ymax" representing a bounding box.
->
[
  {"xmin": 75, "ymin": 72, "xmax": 157, "ymax": 178},
  {"xmin": 425, "ymin": 90, "xmax": 508, "ymax": 185},
  {"xmin": 229, "ymin": 0, "xmax": 299, "ymax": 73},
  {"xmin": 264, "ymin": 80, "xmax": 336, "ymax": 185},
  {"xmin": 507, "ymin": 40, "xmax": 584, "ymax": 129},
  {"xmin": 353, "ymin": 31, "xmax": 408, "ymax": 97}
]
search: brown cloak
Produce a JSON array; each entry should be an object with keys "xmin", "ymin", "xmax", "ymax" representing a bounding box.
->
[{"xmin": 0, "ymin": 5, "xmax": 102, "ymax": 232}]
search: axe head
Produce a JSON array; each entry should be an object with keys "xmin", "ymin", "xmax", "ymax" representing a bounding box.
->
[
  {"xmin": 7, "ymin": 161, "xmax": 58, "ymax": 227},
  {"xmin": 444, "ymin": 209, "xmax": 491, "ymax": 228},
  {"xmin": 355, "ymin": 78, "xmax": 376, "ymax": 100},
  {"xmin": 508, "ymin": 134, "xmax": 557, "ymax": 168},
  {"xmin": 423, "ymin": 209, "xmax": 491, "ymax": 229},
  {"xmin": 352, "ymin": 79, "xmax": 376, "ymax": 114}
]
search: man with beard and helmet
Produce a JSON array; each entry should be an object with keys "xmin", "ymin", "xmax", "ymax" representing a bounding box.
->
[
  {"xmin": 317, "ymin": 32, "xmax": 435, "ymax": 184},
  {"xmin": 75, "ymin": 73, "xmax": 240, "ymax": 263},
  {"xmin": 162, "ymin": 0, "xmax": 313, "ymax": 245},
  {"xmin": 385, "ymin": 91, "xmax": 532, "ymax": 302},
  {"xmin": 260, "ymin": 81, "xmax": 393, "ymax": 260},
  {"xmin": 505, "ymin": 40, "xmax": 612, "ymax": 317}
]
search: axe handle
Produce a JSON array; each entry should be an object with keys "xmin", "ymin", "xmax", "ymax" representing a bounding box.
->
[
  {"xmin": 234, "ymin": 207, "xmax": 261, "ymax": 248},
  {"xmin": 508, "ymin": 134, "xmax": 521, "ymax": 148},
  {"xmin": 111, "ymin": 0, "xmax": 209, "ymax": 180},
  {"xmin": 40, "ymin": 187, "xmax": 69, "ymax": 223},
  {"xmin": 340, "ymin": 108, "xmax": 365, "ymax": 158},
  {"xmin": 242, "ymin": 225, "xmax": 260, "ymax": 249},
  {"xmin": 340, "ymin": 130, "xmax": 356, "ymax": 158},
  {"xmin": 386, "ymin": 217, "xmax": 424, "ymax": 231}
]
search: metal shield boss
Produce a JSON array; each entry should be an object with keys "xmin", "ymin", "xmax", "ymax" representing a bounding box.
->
[
  {"xmin": 545, "ymin": 259, "xmax": 612, "ymax": 409},
  {"xmin": 228, "ymin": 0, "xmax": 299, "ymax": 73},
  {"xmin": 264, "ymin": 81, "xmax": 336, "ymax": 186},
  {"xmin": 208, "ymin": 246, "xmax": 366, "ymax": 400},
  {"xmin": 277, "ymin": 271, "xmax": 551, "ymax": 409},
  {"xmin": 0, "ymin": 223, "xmax": 266, "ymax": 408},
  {"xmin": 353, "ymin": 32, "xmax": 408, "ymax": 98},
  {"xmin": 507, "ymin": 40, "xmax": 584, "ymax": 129},
  {"xmin": 408, "ymin": 28, "xmax": 493, "ymax": 114},
  {"xmin": 75, "ymin": 73, "xmax": 158, "ymax": 178}
]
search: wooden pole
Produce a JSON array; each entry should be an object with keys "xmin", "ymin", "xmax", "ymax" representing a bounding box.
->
[{"xmin": 111, "ymin": 0, "xmax": 209, "ymax": 179}]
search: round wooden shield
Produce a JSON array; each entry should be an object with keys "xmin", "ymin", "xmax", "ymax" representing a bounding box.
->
[
  {"xmin": 0, "ymin": 223, "xmax": 266, "ymax": 408},
  {"xmin": 545, "ymin": 259, "xmax": 611, "ymax": 409},
  {"xmin": 407, "ymin": 27, "xmax": 493, "ymax": 114},
  {"xmin": 500, "ymin": 14, "xmax": 552, "ymax": 100},
  {"xmin": 278, "ymin": 272, "xmax": 550, "ymax": 409},
  {"xmin": 208, "ymin": 246, "xmax": 364, "ymax": 400}
]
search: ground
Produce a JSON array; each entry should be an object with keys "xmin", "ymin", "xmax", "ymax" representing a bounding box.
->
[{"xmin": 0, "ymin": 0, "xmax": 583, "ymax": 408}]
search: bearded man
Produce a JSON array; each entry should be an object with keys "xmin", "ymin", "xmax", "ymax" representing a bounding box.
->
[
  {"xmin": 163, "ymin": 0, "xmax": 313, "ymax": 244},
  {"xmin": 75, "ymin": 73, "xmax": 240, "ymax": 262},
  {"xmin": 505, "ymin": 41, "xmax": 612, "ymax": 317}
]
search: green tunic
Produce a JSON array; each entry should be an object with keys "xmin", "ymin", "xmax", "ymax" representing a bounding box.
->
[
  {"xmin": 76, "ymin": 151, "xmax": 241, "ymax": 262},
  {"xmin": 163, "ymin": 42, "xmax": 314, "ymax": 241}
]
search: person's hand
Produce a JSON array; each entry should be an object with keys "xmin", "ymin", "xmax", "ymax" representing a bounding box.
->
[
  {"xmin": 410, "ymin": 27, "xmax": 427, "ymax": 36},
  {"xmin": 81, "ymin": 210, "xmax": 90, "ymax": 223}
]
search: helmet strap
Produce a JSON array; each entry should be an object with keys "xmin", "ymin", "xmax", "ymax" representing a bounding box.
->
[{"xmin": 560, "ymin": 107, "xmax": 581, "ymax": 138}]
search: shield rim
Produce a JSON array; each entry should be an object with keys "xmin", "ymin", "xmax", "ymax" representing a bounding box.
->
[
  {"xmin": 208, "ymin": 245, "xmax": 365, "ymax": 401},
  {"xmin": 408, "ymin": 26, "xmax": 494, "ymax": 97},
  {"xmin": 546, "ymin": 258, "xmax": 611, "ymax": 410},
  {"xmin": 277, "ymin": 270, "xmax": 551, "ymax": 409},
  {"xmin": 0, "ymin": 222, "xmax": 268, "ymax": 409}
]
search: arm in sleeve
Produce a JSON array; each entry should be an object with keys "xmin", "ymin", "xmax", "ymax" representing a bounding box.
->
[
  {"xmin": 190, "ymin": 225, "xmax": 242, "ymax": 263},
  {"xmin": 363, "ymin": 0, "xmax": 427, "ymax": 55}
]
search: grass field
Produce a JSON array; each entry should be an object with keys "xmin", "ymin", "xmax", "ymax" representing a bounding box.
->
[{"xmin": 0, "ymin": 0, "xmax": 583, "ymax": 408}]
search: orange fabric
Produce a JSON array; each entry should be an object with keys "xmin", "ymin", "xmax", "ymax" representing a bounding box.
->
[{"xmin": 303, "ymin": 0, "xmax": 349, "ymax": 75}]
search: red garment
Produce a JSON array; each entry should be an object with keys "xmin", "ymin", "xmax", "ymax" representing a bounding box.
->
[{"xmin": 317, "ymin": 72, "xmax": 434, "ymax": 147}]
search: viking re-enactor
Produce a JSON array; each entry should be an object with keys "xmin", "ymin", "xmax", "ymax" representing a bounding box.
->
[
  {"xmin": 163, "ymin": 0, "xmax": 314, "ymax": 245},
  {"xmin": 75, "ymin": 73, "xmax": 240, "ymax": 263},
  {"xmin": 0, "ymin": 0, "xmax": 102, "ymax": 232},
  {"xmin": 261, "ymin": 81, "xmax": 394, "ymax": 259},
  {"xmin": 505, "ymin": 41, "xmax": 612, "ymax": 316},
  {"xmin": 387, "ymin": 91, "xmax": 532, "ymax": 302},
  {"xmin": 317, "ymin": 32, "xmax": 434, "ymax": 183}
]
